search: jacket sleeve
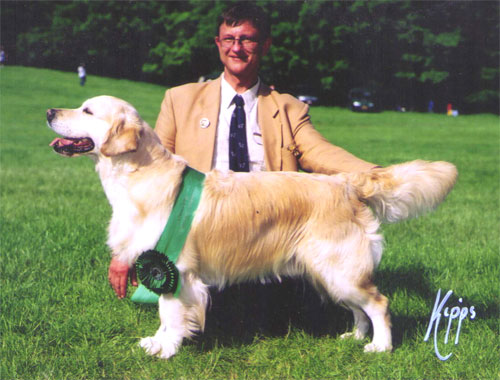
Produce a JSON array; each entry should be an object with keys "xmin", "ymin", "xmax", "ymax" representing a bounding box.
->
[
  {"xmin": 286, "ymin": 98, "xmax": 376, "ymax": 174},
  {"xmin": 154, "ymin": 89, "xmax": 177, "ymax": 153}
]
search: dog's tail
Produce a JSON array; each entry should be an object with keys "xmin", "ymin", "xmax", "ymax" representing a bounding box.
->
[{"xmin": 346, "ymin": 160, "xmax": 457, "ymax": 223}]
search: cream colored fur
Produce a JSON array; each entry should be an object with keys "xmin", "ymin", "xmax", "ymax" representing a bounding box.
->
[{"xmin": 47, "ymin": 96, "xmax": 457, "ymax": 359}]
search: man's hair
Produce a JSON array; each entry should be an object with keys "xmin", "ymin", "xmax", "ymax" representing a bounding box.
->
[{"xmin": 216, "ymin": 2, "xmax": 271, "ymax": 40}]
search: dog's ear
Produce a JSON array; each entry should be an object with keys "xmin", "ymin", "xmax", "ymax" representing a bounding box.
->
[{"xmin": 101, "ymin": 109, "xmax": 141, "ymax": 157}]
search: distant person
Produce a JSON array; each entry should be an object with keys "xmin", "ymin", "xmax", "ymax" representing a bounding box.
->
[
  {"xmin": 428, "ymin": 100, "xmax": 434, "ymax": 113},
  {"xmin": 108, "ymin": 2, "xmax": 380, "ymax": 299},
  {"xmin": 0, "ymin": 46, "xmax": 6, "ymax": 67},
  {"xmin": 77, "ymin": 64, "xmax": 86, "ymax": 86}
]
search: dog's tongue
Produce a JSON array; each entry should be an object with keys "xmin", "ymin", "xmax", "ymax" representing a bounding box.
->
[
  {"xmin": 49, "ymin": 136, "xmax": 95, "ymax": 155},
  {"xmin": 50, "ymin": 137, "xmax": 74, "ymax": 147}
]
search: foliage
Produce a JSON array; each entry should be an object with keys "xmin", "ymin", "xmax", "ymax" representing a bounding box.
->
[
  {"xmin": 1, "ymin": 1, "xmax": 498, "ymax": 112},
  {"xmin": 1, "ymin": 66, "xmax": 499, "ymax": 380}
]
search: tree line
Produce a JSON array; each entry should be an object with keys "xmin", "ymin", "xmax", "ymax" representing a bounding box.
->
[{"xmin": 1, "ymin": 0, "xmax": 498, "ymax": 113}]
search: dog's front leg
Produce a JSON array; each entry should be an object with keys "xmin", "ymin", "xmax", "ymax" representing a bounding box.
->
[{"xmin": 140, "ymin": 295, "xmax": 187, "ymax": 359}]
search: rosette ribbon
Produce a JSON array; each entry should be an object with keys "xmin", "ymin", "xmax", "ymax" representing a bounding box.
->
[{"xmin": 131, "ymin": 167, "xmax": 205, "ymax": 303}]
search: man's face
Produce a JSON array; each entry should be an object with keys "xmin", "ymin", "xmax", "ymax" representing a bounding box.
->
[{"xmin": 215, "ymin": 20, "xmax": 271, "ymax": 83}]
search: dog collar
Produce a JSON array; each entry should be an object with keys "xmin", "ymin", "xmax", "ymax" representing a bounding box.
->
[{"xmin": 131, "ymin": 166, "xmax": 205, "ymax": 303}]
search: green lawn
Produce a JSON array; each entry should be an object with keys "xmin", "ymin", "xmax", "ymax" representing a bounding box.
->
[{"xmin": 1, "ymin": 66, "xmax": 498, "ymax": 380}]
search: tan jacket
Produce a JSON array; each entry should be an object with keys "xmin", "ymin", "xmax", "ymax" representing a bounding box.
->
[{"xmin": 155, "ymin": 77, "xmax": 375, "ymax": 174}]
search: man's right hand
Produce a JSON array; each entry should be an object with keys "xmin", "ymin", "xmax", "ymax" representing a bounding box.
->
[{"xmin": 108, "ymin": 256, "xmax": 138, "ymax": 299}]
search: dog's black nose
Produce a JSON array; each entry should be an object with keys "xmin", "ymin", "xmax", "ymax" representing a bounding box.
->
[{"xmin": 47, "ymin": 109, "xmax": 57, "ymax": 123}]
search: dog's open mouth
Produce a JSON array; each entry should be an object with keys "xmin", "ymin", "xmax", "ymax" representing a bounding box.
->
[{"xmin": 50, "ymin": 137, "xmax": 95, "ymax": 156}]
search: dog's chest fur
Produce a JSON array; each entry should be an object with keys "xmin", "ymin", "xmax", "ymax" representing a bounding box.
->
[{"xmin": 97, "ymin": 158, "xmax": 174, "ymax": 266}]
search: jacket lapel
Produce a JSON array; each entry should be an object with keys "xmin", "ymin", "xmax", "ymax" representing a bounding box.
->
[
  {"xmin": 258, "ymin": 84, "xmax": 281, "ymax": 171},
  {"xmin": 193, "ymin": 77, "xmax": 221, "ymax": 172}
]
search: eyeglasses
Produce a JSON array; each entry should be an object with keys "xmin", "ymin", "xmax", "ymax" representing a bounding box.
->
[{"xmin": 219, "ymin": 36, "xmax": 259, "ymax": 51}]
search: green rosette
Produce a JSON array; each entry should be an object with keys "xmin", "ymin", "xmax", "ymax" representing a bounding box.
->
[
  {"xmin": 131, "ymin": 166, "xmax": 205, "ymax": 303},
  {"xmin": 135, "ymin": 250, "xmax": 179, "ymax": 295}
]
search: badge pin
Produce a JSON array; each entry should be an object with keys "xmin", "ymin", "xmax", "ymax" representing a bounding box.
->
[{"xmin": 200, "ymin": 118, "xmax": 210, "ymax": 128}]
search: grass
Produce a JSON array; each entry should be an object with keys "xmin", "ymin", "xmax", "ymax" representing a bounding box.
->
[{"xmin": 1, "ymin": 66, "xmax": 498, "ymax": 380}]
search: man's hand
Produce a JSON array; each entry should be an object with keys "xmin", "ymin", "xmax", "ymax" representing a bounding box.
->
[{"xmin": 108, "ymin": 256, "xmax": 138, "ymax": 299}]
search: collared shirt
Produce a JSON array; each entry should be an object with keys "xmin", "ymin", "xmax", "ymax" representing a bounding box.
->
[{"xmin": 211, "ymin": 74, "xmax": 266, "ymax": 172}]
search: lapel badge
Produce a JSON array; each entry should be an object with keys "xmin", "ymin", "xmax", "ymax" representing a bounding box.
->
[{"xmin": 199, "ymin": 118, "xmax": 210, "ymax": 129}]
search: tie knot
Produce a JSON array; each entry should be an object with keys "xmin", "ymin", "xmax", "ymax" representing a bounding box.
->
[{"xmin": 233, "ymin": 95, "xmax": 244, "ymax": 108}]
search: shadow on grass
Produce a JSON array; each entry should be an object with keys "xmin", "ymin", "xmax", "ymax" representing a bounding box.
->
[
  {"xmin": 192, "ymin": 264, "xmax": 442, "ymax": 351},
  {"xmin": 196, "ymin": 279, "xmax": 351, "ymax": 350}
]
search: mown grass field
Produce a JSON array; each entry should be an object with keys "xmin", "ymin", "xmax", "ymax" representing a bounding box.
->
[{"xmin": 1, "ymin": 66, "xmax": 498, "ymax": 380}]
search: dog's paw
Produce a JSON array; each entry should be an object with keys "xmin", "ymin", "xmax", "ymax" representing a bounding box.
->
[
  {"xmin": 363, "ymin": 342, "xmax": 392, "ymax": 353},
  {"xmin": 139, "ymin": 336, "xmax": 178, "ymax": 359},
  {"xmin": 340, "ymin": 329, "xmax": 365, "ymax": 340},
  {"xmin": 140, "ymin": 337, "xmax": 162, "ymax": 356}
]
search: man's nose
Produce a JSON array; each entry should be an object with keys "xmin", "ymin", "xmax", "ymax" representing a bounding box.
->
[{"xmin": 231, "ymin": 39, "xmax": 244, "ymax": 51}]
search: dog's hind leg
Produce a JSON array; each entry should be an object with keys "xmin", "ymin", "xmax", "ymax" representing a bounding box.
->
[
  {"xmin": 303, "ymin": 250, "xmax": 392, "ymax": 352},
  {"xmin": 140, "ymin": 274, "xmax": 209, "ymax": 359},
  {"xmin": 357, "ymin": 285, "xmax": 392, "ymax": 352},
  {"xmin": 336, "ymin": 282, "xmax": 392, "ymax": 352},
  {"xmin": 346, "ymin": 286, "xmax": 392, "ymax": 352},
  {"xmin": 340, "ymin": 304, "xmax": 370, "ymax": 340},
  {"xmin": 338, "ymin": 282, "xmax": 392, "ymax": 352}
]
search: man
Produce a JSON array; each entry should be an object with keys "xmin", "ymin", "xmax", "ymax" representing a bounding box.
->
[
  {"xmin": 109, "ymin": 3, "xmax": 377, "ymax": 299},
  {"xmin": 78, "ymin": 63, "xmax": 86, "ymax": 86}
]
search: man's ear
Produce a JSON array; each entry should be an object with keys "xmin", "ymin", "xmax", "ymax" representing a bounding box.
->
[
  {"xmin": 261, "ymin": 37, "xmax": 272, "ymax": 56},
  {"xmin": 101, "ymin": 110, "xmax": 140, "ymax": 157}
]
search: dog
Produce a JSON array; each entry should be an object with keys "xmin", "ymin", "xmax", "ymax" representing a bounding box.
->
[{"xmin": 47, "ymin": 95, "xmax": 457, "ymax": 359}]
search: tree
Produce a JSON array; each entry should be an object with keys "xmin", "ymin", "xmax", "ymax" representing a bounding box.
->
[
  {"xmin": 142, "ymin": 0, "xmax": 225, "ymax": 85},
  {"xmin": 2, "ymin": 0, "xmax": 498, "ymax": 113}
]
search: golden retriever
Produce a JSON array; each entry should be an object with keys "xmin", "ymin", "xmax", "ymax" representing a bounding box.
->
[{"xmin": 47, "ymin": 95, "xmax": 457, "ymax": 359}]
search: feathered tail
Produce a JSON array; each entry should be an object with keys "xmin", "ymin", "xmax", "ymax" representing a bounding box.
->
[{"xmin": 346, "ymin": 160, "xmax": 457, "ymax": 223}]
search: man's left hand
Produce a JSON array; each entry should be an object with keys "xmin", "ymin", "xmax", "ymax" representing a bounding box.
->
[{"xmin": 108, "ymin": 256, "xmax": 138, "ymax": 299}]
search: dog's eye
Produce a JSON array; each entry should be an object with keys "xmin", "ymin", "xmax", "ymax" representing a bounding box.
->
[{"xmin": 83, "ymin": 107, "xmax": 93, "ymax": 115}]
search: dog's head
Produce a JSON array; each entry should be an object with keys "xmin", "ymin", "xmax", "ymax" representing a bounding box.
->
[{"xmin": 47, "ymin": 96, "xmax": 142, "ymax": 158}]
